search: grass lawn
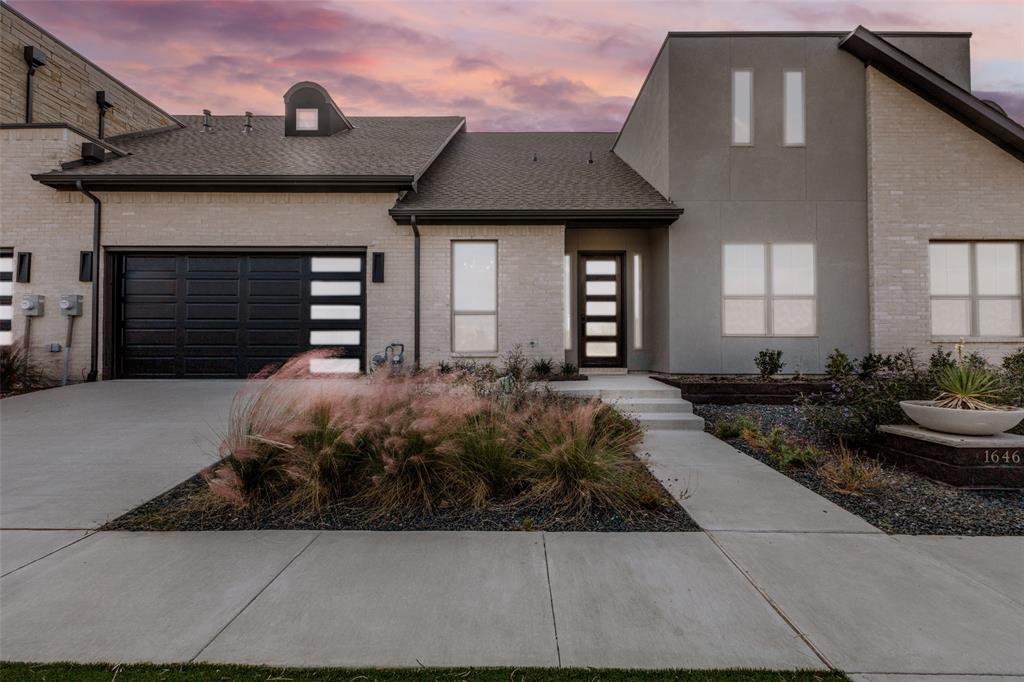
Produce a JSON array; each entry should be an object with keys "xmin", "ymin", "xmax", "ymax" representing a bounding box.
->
[{"xmin": 0, "ymin": 664, "xmax": 848, "ymax": 681}]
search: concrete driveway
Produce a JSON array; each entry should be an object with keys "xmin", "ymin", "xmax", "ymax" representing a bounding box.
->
[{"xmin": 0, "ymin": 380, "xmax": 241, "ymax": 530}]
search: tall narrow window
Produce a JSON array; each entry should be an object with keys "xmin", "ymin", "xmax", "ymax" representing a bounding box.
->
[
  {"xmin": 564, "ymin": 254, "xmax": 572, "ymax": 350},
  {"xmin": 632, "ymin": 253, "xmax": 643, "ymax": 349},
  {"xmin": 732, "ymin": 69, "xmax": 753, "ymax": 145},
  {"xmin": 723, "ymin": 242, "xmax": 816, "ymax": 336},
  {"xmin": 783, "ymin": 70, "xmax": 805, "ymax": 146},
  {"xmin": 930, "ymin": 241, "xmax": 1022, "ymax": 337},
  {"xmin": 452, "ymin": 241, "xmax": 498, "ymax": 353}
]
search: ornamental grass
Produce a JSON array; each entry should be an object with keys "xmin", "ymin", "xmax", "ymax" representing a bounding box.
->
[{"xmin": 205, "ymin": 351, "xmax": 657, "ymax": 520}]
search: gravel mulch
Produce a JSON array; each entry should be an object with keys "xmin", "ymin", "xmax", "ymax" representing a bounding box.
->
[
  {"xmin": 695, "ymin": 403, "xmax": 1024, "ymax": 536},
  {"xmin": 102, "ymin": 466, "xmax": 699, "ymax": 533}
]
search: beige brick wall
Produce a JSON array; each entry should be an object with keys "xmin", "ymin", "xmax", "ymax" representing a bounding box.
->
[
  {"xmin": 866, "ymin": 68, "xmax": 1024, "ymax": 363},
  {"xmin": 2, "ymin": 4, "xmax": 176, "ymax": 135},
  {"xmin": 419, "ymin": 224, "xmax": 565, "ymax": 367},
  {"xmin": 1, "ymin": 137, "xmax": 565, "ymax": 377}
]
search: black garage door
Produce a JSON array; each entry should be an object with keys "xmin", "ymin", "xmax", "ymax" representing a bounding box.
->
[{"xmin": 115, "ymin": 253, "xmax": 365, "ymax": 378}]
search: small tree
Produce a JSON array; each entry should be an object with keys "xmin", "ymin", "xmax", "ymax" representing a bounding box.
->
[{"xmin": 754, "ymin": 349, "xmax": 785, "ymax": 379}]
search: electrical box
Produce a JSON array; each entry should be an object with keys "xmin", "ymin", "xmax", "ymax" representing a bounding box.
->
[
  {"xmin": 59, "ymin": 294, "xmax": 83, "ymax": 316},
  {"xmin": 20, "ymin": 294, "xmax": 44, "ymax": 317}
]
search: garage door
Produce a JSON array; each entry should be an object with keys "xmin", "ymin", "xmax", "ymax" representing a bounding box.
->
[{"xmin": 115, "ymin": 253, "xmax": 365, "ymax": 378}]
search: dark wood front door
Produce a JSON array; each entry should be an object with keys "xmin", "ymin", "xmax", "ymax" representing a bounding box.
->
[{"xmin": 578, "ymin": 252, "xmax": 625, "ymax": 367}]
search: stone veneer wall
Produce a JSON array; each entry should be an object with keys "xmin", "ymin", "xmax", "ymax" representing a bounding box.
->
[
  {"xmin": 419, "ymin": 224, "xmax": 565, "ymax": 367},
  {"xmin": 865, "ymin": 67, "xmax": 1024, "ymax": 363},
  {"xmin": 1, "ymin": 4, "xmax": 176, "ymax": 135}
]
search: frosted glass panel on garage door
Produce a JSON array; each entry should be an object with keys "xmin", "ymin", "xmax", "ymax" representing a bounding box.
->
[
  {"xmin": 311, "ymin": 280, "xmax": 361, "ymax": 296},
  {"xmin": 311, "ymin": 257, "xmax": 362, "ymax": 273}
]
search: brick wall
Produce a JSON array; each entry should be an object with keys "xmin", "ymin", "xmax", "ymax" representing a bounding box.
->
[
  {"xmin": 1, "ymin": 4, "xmax": 176, "ymax": 135},
  {"xmin": 866, "ymin": 68, "xmax": 1024, "ymax": 362},
  {"xmin": 419, "ymin": 225, "xmax": 565, "ymax": 367}
]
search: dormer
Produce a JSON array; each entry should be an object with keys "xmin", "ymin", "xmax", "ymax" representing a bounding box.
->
[{"xmin": 283, "ymin": 81, "xmax": 354, "ymax": 137}]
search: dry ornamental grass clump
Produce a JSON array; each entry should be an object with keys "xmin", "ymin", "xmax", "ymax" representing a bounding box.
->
[{"xmin": 204, "ymin": 351, "xmax": 659, "ymax": 520}]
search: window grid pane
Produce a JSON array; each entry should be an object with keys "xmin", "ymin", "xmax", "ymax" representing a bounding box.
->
[
  {"xmin": 732, "ymin": 70, "xmax": 753, "ymax": 145},
  {"xmin": 563, "ymin": 255, "xmax": 571, "ymax": 350},
  {"xmin": 723, "ymin": 244, "xmax": 765, "ymax": 296},
  {"xmin": 783, "ymin": 71, "xmax": 805, "ymax": 145},
  {"xmin": 929, "ymin": 241, "xmax": 1024, "ymax": 338},
  {"xmin": 633, "ymin": 253, "xmax": 643, "ymax": 349}
]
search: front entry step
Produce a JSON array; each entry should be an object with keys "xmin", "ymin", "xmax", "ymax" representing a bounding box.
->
[
  {"xmin": 613, "ymin": 398, "xmax": 694, "ymax": 414},
  {"xmin": 632, "ymin": 412, "xmax": 706, "ymax": 430}
]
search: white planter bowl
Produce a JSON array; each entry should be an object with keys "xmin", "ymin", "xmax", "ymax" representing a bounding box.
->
[{"xmin": 899, "ymin": 400, "xmax": 1024, "ymax": 437}]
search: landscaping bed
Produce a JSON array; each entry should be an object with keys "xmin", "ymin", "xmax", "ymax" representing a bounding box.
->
[
  {"xmin": 0, "ymin": 663, "xmax": 850, "ymax": 682},
  {"xmin": 107, "ymin": 350, "xmax": 697, "ymax": 533},
  {"xmin": 696, "ymin": 403, "xmax": 1024, "ymax": 536},
  {"xmin": 653, "ymin": 375, "xmax": 829, "ymax": 405}
]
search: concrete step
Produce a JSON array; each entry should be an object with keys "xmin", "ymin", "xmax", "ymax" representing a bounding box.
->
[
  {"xmin": 635, "ymin": 412, "xmax": 706, "ymax": 431},
  {"xmin": 614, "ymin": 397, "xmax": 694, "ymax": 414},
  {"xmin": 558, "ymin": 387, "xmax": 681, "ymax": 400}
]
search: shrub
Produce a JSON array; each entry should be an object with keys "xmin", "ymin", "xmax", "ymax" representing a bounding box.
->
[
  {"xmin": 530, "ymin": 358, "xmax": 555, "ymax": 380},
  {"xmin": 933, "ymin": 363, "xmax": 1006, "ymax": 410},
  {"xmin": 558, "ymin": 361, "xmax": 579, "ymax": 377},
  {"xmin": 825, "ymin": 349, "xmax": 855, "ymax": 380},
  {"xmin": 1001, "ymin": 348, "xmax": 1024, "ymax": 410},
  {"xmin": 754, "ymin": 349, "xmax": 785, "ymax": 378},
  {"xmin": 501, "ymin": 344, "xmax": 529, "ymax": 383},
  {"xmin": 0, "ymin": 342, "xmax": 52, "ymax": 396},
  {"xmin": 818, "ymin": 444, "xmax": 885, "ymax": 496},
  {"xmin": 713, "ymin": 414, "xmax": 759, "ymax": 440},
  {"xmin": 857, "ymin": 353, "xmax": 886, "ymax": 378}
]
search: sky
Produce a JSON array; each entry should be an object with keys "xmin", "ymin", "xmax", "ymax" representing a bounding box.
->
[{"xmin": 8, "ymin": 0, "xmax": 1024, "ymax": 130}]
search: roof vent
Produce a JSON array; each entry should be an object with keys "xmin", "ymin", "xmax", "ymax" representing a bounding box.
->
[
  {"xmin": 283, "ymin": 82, "xmax": 353, "ymax": 137},
  {"xmin": 532, "ymin": 152, "xmax": 538, "ymax": 162},
  {"xmin": 587, "ymin": 151, "xmax": 594, "ymax": 164},
  {"xmin": 242, "ymin": 111, "xmax": 253, "ymax": 134},
  {"xmin": 81, "ymin": 142, "xmax": 105, "ymax": 165},
  {"xmin": 201, "ymin": 109, "xmax": 212, "ymax": 133}
]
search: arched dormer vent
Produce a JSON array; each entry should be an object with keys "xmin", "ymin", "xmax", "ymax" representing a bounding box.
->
[{"xmin": 283, "ymin": 81, "xmax": 354, "ymax": 136}]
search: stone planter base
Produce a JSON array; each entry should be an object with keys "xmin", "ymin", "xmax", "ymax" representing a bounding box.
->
[
  {"xmin": 653, "ymin": 376, "xmax": 830, "ymax": 405},
  {"xmin": 877, "ymin": 425, "xmax": 1024, "ymax": 490}
]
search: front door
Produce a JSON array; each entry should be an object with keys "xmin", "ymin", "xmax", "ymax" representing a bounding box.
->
[{"xmin": 578, "ymin": 252, "xmax": 625, "ymax": 367}]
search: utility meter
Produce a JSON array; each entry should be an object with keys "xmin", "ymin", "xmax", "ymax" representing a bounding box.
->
[
  {"xmin": 59, "ymin": 294, "xmax": 83, "ymax": 316},
  {"xmin": 20, "ymin": 294, "xmax": 44, "ymax": 316}
]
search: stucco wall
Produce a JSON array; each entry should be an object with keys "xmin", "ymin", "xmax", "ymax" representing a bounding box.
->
[
  {"xmin": 1, "ymin": 4, "xmax": 176, "ymax": 135},
  {"xmin": 419, "ymin": 224, "xmax": 564, "ymax": 368},
  {"xmin": 663, "ymin": 35, "xmax": 871, "ymax": 373},
  {"xmin": 613, "ymin": 43, "xmax": 670, "ymax": 198},
  {"xmin": 865, "ymin": 67, "xmax": 1024, "ymax": 363}
]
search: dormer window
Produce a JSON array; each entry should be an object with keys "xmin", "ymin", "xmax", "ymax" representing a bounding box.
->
[
  {"xmin": 296, "ymin": 108, "xmax": 319, "ymax": 131},
  {"xmin": 283, "ymin": 81, "xmax": 353, "ymax": 137}
]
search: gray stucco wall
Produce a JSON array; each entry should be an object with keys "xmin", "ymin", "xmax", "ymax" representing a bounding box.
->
[
  {"xmin": 883, "ymin": 35, "xmax": 971, "ymax": 90},
  {"xmin": 638, "ymin": 34, "xmax": 879, "ymax": 373},
  {"xmin": 613, "ymin": 42, "xmax": 670, "ymax": 198}
]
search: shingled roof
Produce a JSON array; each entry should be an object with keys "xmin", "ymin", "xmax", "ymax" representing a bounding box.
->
[
  {"xmin": 390, "ymin": 132, "xmax": 682, "ymax": 225},
  {"xmin": 34, "ymin": 115, "xmax": 466, "ymax": 191}
]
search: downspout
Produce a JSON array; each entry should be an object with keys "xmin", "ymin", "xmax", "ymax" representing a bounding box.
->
[
  {"xmin": 411, "ymin": 214, "xmax": 421, "ymax": 369},
  {"xmin": 75, "ymin": 181, "xmax": 101, "ymax": 382}
]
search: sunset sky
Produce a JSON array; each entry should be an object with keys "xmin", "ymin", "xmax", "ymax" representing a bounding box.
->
[{"xmin": 8, "ymin": 0, "xmax": 1024, "ymax": 130}]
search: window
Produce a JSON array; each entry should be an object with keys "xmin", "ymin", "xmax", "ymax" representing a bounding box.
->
[
  {"xmin": 723, "ymin": 243, "xmax": 816, "ymax": 336},
  {"xmin": 732, "ymin": 69, "xmax": 753, "ymax": 145},
  {"xmin": 452, "ymin": 241, "xmax": 497, "ymax": 353},
  {"xmin": 296, "ymin": 108, "xmax": 319, "ymax": 131},
  {"xmin": 632, "ymin": 253, "xmax": 643, "ymax": 349},
  {"xmin": 783, "ymin": 70, "xmax": 805, "ymax": 146},
  {"xmin": 564, "ymin": 254, "xmax": 572, "ymax": 350},
  {"xmin": 929, "ymin": 241, "xmax": 1022, "ymax": 337}
]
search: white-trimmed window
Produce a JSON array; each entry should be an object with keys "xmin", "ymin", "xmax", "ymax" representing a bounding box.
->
[
  {"xmin": 723, "ymin": 242, "xmax": 816, "ymax": 337},
  {"xmin": 452, "ymin": 241, "xmax": 497, "ymax": 353},
  {"xmin": 732, "ymin": 69, "xmax": 753, "ymax": 145},
  {"xmin": 783, "ymin": 70, "xmax": 805, "ymax": 146},
  {"xmin": 929, "ymin": 241, "xmax": 1022, "ymax": 337},
  {"xmin": 296, "ymin": 108, "xmax": 319, "ymax": 131},
  {"xmin": 563, "ymin": 254, "xmax": 572, "ymax": 350},
  {"xmin": 632, "ymin": 253, "xmax": 643, "ymax": 349}
]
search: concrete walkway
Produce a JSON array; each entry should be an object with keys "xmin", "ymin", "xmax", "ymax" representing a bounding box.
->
[{"xmin": 1, "ymin": 377, "xmax": 1022, "ymax": 673}]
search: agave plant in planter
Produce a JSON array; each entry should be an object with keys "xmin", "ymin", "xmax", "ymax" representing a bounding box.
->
[{"xmin": 900, "ymin": 363, "xmax": 1024, "ymax": 436}]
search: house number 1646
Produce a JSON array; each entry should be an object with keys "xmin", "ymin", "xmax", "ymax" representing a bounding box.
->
[{"xmin": 983, "ymin": 450, "xmax": 1021, "ymax": 465}]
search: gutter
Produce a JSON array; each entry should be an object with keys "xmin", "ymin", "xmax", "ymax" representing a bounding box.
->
[
  {"xmin": 389, "ymin": 207, "xmax": 684, "ymax": 226},
  {"xmin": 75, "ymin": 181, "xmax": 101, "ymax": 382},
  {"xmin": 411, "ymin": 214, "xmax": 421, "ymax": 369},
  {"xmin": 33, "ymin": 174, "xmax": 417, "ymax": 192}
]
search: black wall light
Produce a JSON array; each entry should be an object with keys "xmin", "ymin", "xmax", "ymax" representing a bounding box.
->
[
  {"xmin": 372, "ymin": 252, "xmax": 385, "ymax": 282},
  {"xmin": 23, "ymin": 46, "xmax": 48, "ymax": 123},
  {"xmin": 16, "ymin": 252, "xmax": 31, "ymax": 283},
  {"xmin": 96, "ymin": 91, "xmax": 114, "ymax": 139},
  {"xmin": 79, "ymin": 251, "xmax": 94, "ymax": 282}
]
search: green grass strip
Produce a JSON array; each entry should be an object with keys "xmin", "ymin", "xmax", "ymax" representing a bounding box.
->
[{"xmin": 0, "ymin": 664, "xmax": 847, "ymax": 682}]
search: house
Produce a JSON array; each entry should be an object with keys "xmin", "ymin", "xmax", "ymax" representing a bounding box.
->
[{"xmin": 2, "ymin": 4, "xmax": 1021, "ymax": 381}]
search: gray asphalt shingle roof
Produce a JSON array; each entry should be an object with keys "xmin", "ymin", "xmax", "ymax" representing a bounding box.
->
[
  {"xmin": 47, "ymin": 115, "xmax": 466, "ymax": 178},
  {"xmin": 392, "ymin": 132, "xmax": 677, "ymax": 213}
]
